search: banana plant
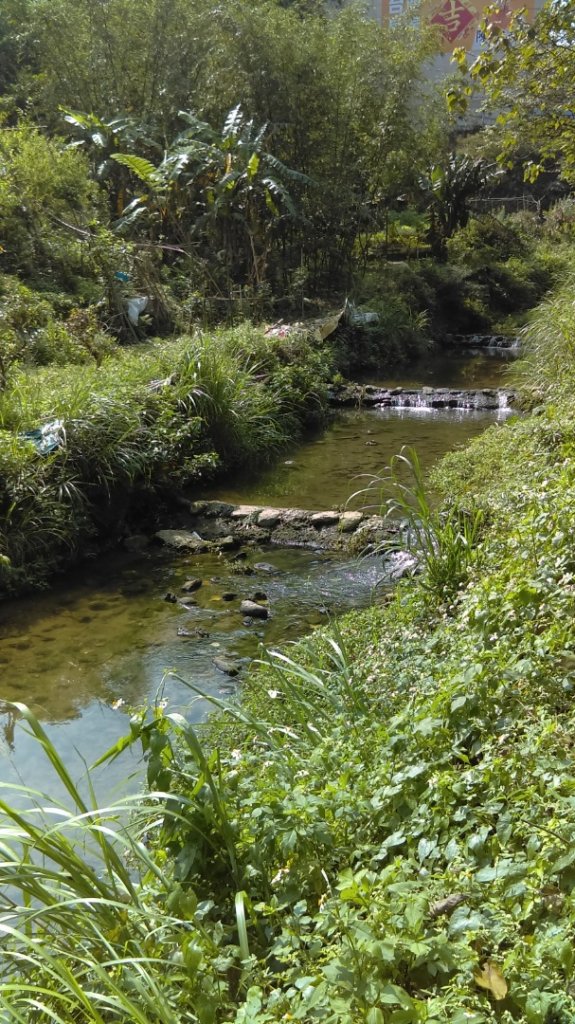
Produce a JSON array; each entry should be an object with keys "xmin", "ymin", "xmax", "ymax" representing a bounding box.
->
[
  {"xmin": 110, "ymin": 105, "xmax": 311, "ymax": 288},
  {"xmin": 418, "ymin": 155, "xmax": 499, "ymax": 257},
  {"xmin": 62, "ymin": 109, "xmax": 161, "ymax": 216}
]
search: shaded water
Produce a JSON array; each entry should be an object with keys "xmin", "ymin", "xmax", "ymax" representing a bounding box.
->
[
  {"xmin": 0, "ymin": 350, "xmax": 513, "ymax": 799},
  {"xmin": 364, "ymin": 348, "xmax": 517, "ymax": 390}
]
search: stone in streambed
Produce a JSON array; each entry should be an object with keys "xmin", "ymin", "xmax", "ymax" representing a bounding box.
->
[
  {"xmin": 155, "ymin": 529, "xmax": 209, "ymax": 552},
  {"xmin": 257, "ymin": 509, "xmax": 281, "ymax": 527},
  {"xmin": 311, "ymin": 510, "xmax": 340, "ymax": 527},
  {"xmin": 213, "ymin": 656, "xmax": 241, "ymax": 677},
  {"xmin": 254, "ymin": 561, "xmax": 279, "ymax": 574},
  {"xmin": 339, "ymin": 511, "xmax": 363, "ymax": 533},
  {"xmin": 251, "ymin": 590, "xmax": 268, "ymax": 602},
  {"xmin": 231, "ymin": 505, "xmax": 260, "ymax": 520},
  {"xmin": 182, "ymin": 578, "xmax": 203, "ymax": 593},
  {"xmin": 240, "ymin": 600, "xmax": 269, "ymax": 620},
  {"xmin": 217, "ymin": 535, "xmax": 238, "ymax": 551}
]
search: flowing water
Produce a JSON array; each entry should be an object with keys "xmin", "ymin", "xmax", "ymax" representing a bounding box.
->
[{"xmin": 0, "ymin": 351, "xmax": 515, "ymax": 800}]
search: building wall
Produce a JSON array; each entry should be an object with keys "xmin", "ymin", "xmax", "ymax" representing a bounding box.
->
[{"xmin": 377, "ymin": 0, "xmax": 542, "ymax": 55}]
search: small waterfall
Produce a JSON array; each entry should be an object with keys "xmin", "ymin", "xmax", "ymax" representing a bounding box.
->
[{"xmin": 373, "ymin": 388, "xmax": 516, "ymax": 412}]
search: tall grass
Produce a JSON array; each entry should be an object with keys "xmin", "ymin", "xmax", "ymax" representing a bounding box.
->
[
  {"xmin": 0, "ymin": 703, "xmax": 263, "ymax": 1023},
  {"xmin": 0, "ymin": 324, "xmax": 332, "ymax": 595},
  {"xmin": 0, "ymin": 632, "xmax": 366, "ymax": 1022},
  {"xmin": 352, "ymin": 446, "xmax": 484, "ymax": 604},
  {"xmin": 515, "ymin": 274, "xmax": 575, "ymax": 400}
]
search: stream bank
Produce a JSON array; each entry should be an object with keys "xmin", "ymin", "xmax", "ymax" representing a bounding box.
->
[{"xmin": 0, "ymin": 349, "xmax": 514, "ymax": 799}]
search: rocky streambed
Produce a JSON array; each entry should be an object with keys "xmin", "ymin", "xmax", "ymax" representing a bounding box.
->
[{"xmin": 153, "ymin": 500, "xmax": 396, "ymax": 557}]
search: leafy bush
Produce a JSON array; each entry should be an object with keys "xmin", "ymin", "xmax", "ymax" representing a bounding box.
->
[
  {"xmin": 0, "ymin": 325, "xmax": 333, "ymax": 593},
  {"xmin": 0, "ymin": 124, "xmax": 100, "ymax": 289}
]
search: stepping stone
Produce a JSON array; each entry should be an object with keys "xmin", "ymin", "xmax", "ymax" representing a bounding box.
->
[
  {"xmin": 231, "ymin": 505, "xmax": 260, "ymax": 519},
  {"xmin": 339, "ymin": 511, "xmax": 363, "ymax": 532},
  {"xmin": 257, "ymin": 508, "xmax": 281, "ymax": 527},
  {"xmin": 311, "ymin": 511, "xmax": 340, "ymax": 527}
]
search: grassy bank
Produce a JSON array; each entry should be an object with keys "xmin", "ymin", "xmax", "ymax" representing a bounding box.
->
[
  {"xmin": 0, "ymin": 323, "xmax": 332, "ymax": 596},
  {"xmin": 2, "ymin": 275, "xmax": 575, "ymax": 1020}
]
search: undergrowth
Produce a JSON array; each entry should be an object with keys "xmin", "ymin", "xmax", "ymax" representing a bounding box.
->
[
  {"xmin": 3, "ymin": 233, "xmax": 575, "ymax": 1022},
  {"xmin": 0, "ymin": 323, "xmax": 332, "ymax": 595},
  {"xmin": 3, "ymin": 275, "xmax": 575, "ymax": 1020}
]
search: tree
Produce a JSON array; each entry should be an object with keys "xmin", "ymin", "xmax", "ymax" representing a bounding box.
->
[
  {"xmin": 454, "ymin": 1, "xmax": 575, "ymax": 184},
  {"xmin": 110, "ymin": 106, "xmax": 309, "ymax": 292},
  {"xmin": 418, "ymin": 155, "xmax": 497, "ymax": 257}
]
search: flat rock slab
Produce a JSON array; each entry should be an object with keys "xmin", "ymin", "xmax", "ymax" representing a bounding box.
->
[
  {"xmin": 155, "ymin": 530, "xmax": 210, "ymax": 552},
  {"xmin": 311, "ymin": 510, "xmax": 341, "ymax": 527},
  {"xmin": 231, "ymin": 505, "xmax": 262, "ymax": 519}
]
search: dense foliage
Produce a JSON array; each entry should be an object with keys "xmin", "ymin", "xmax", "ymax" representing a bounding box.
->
[
  {"xmin": 2, "ymin": 2, "xmax": 575, "ymax": 1020},
  {"xmin": 3, "ymin": 275, "xmax": 575, "ymax": 1020},
  {"xmin": 455, "ymin": 1, "xmax": 575, "ymax": 186}
]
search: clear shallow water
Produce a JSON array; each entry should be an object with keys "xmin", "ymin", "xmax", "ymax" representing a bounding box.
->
[
  {"xmin": 0, "ymin": 350, "xmax": 513, "ymax": 801},
  {"xmin": 0, "ymin": 544, "xmax": 386, "ymax": 801},
  {"xmin": 204, "ymin": 405, "xmax": 509, "ymax": 510}
]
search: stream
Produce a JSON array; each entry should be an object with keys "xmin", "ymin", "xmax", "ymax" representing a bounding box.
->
[{"xmin": 0, "ymin": 350, "xmax": 515, "ymax": 802}]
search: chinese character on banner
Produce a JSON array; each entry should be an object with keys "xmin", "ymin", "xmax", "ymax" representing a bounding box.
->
[{"xmin": 431, "ymin": 0, "xmax": 476, "ymax": 43}]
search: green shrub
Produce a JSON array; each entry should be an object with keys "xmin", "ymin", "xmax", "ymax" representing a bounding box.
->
[
  {"xmin": 447, "ymin": 213, "xmax": 526, "ymax": 265},
  {"xmin": 0, "ymin": 325, "xmax": 333, "ymax": 593}
]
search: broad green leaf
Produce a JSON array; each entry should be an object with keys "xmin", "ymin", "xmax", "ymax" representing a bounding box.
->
[
  {"xmin": 111, "ymin": 153, "xmax": 158, "ymax": 185},
  {"xmin": 247, "ymin": 152, "xmax": 260, "ymax": 180}
]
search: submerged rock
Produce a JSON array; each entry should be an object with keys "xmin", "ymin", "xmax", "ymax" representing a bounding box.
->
[{"xmin": 213, "ymin": 656, "xmax": 241, "ymax": 677}]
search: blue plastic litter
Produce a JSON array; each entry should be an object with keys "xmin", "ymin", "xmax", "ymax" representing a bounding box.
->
[
  {"xmin": 21, "ymin": 420, "xmax": 65, "ymax": 455},
  {"xmin": 114, "ymin": 271, "xmax": 130, "ymax": 283}
]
